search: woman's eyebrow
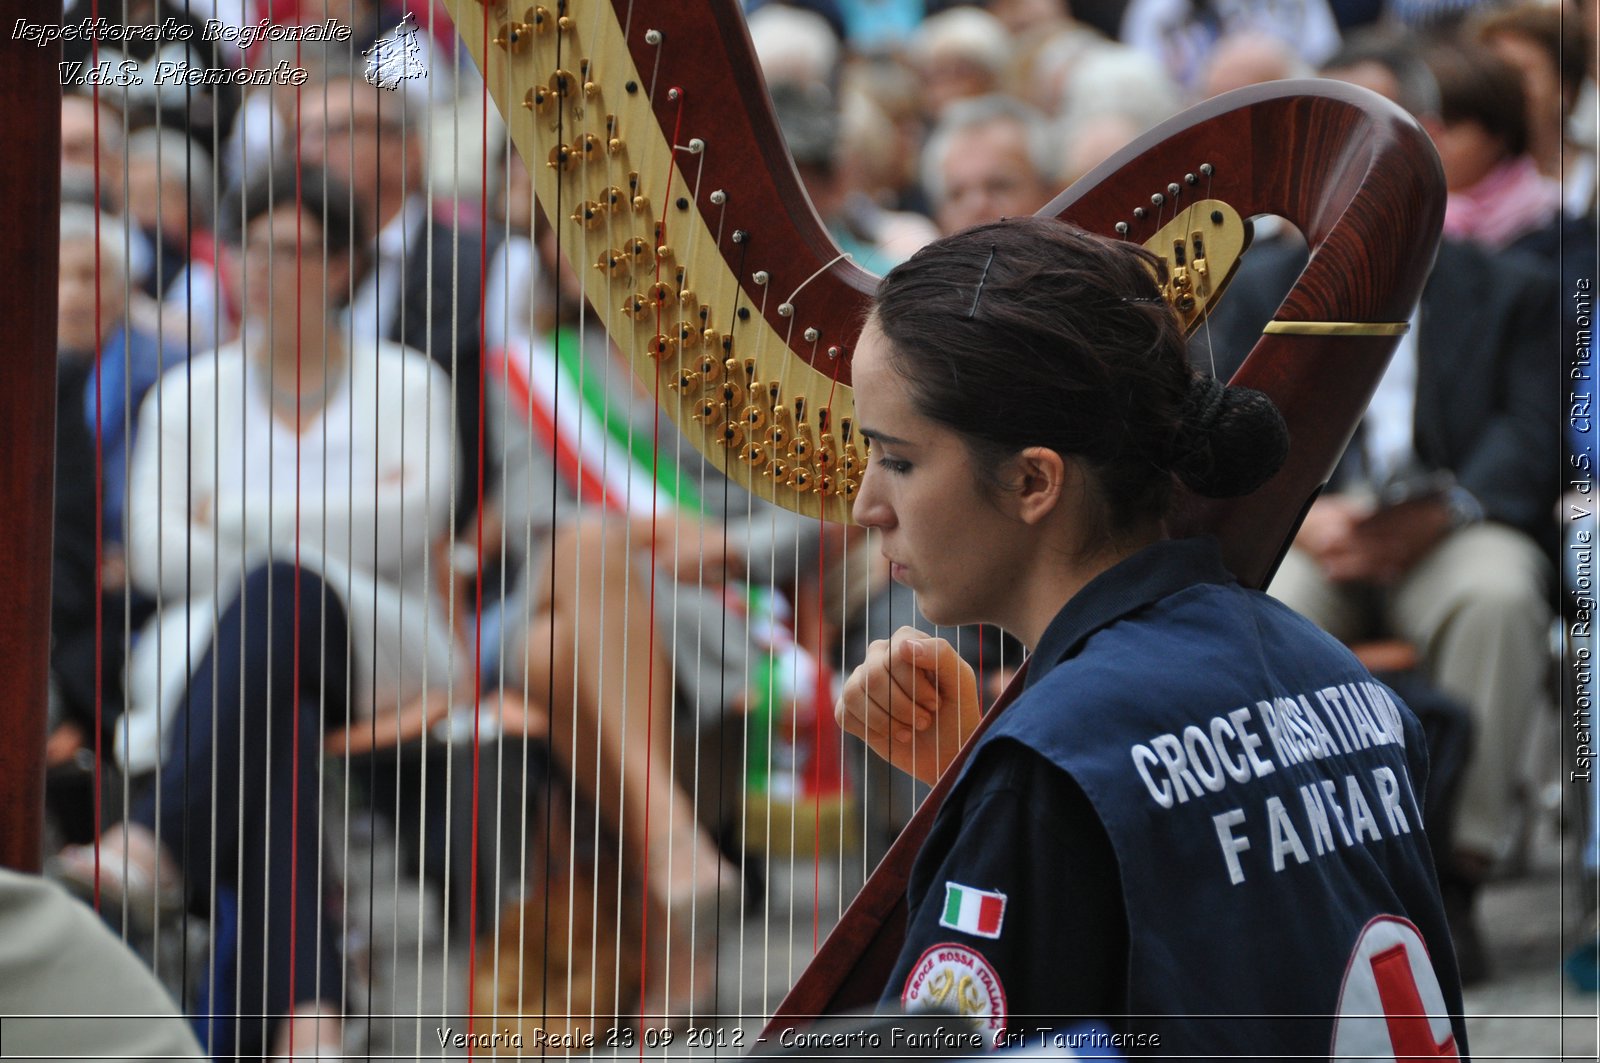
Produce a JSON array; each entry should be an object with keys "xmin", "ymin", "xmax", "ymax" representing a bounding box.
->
[{"xmin": 858, "ymin": 426, "xmax": 913, "ymax": 447}]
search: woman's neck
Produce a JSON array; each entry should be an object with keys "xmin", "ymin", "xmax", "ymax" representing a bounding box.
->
[
  {"xmin": 257, "ymin": 323, "xmax": 346, "ymax": 414},
  {"xmin": 1009, "ymin": 524, "xmax": 1164, "ymax": 651}
]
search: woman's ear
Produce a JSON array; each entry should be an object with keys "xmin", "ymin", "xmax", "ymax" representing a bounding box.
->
[{"xmin": 1009, "ymin": 446, "xmax": 1067, "ymax": 526}]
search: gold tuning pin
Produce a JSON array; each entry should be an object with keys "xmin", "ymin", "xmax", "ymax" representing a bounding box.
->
[
  {"xmin": 622, "ymin": 237, "xmax": 651, "ymax": 265},
  {"xmin": 765, "ymin": 422, "xmax": 789, "ymax": 449},
  {"xmin": 678, "ymin": 289, "xmax": 698, "ymax": 315},
  {"xmin": 549, "ymin": 69, "xmax": 576, "ymax": 100},
  {"xmin": 694, "ymin": 354, "xmax": 722, "ymax": 383},
  {"xmin": 816, "ymin": 434, "xmax": 837, "ymax": 471},
  {"xmin": 526, "ymin": 6, "xmax": 553, "ymax": 33},
  {"xmin": 718, "ymin": 379, "xmax": 745, "ymax": 407},
  {"xmin": 622, "ymin": 293, "xmax": 647, "ymax": 318},
  {"xmin": 839, "ymin": 478, "xmax": 860, "ymax": 501},
  {"xmin": 524, "ymin": 85, "xmax": 552, "ymax": 114},
  {"xmin": 717, "ymin": 421, "xmax": 746, "ymax": 449},
  {"xmin": 572, "ymin": 201, "xmax": 604, "ymax": 229},
  {"xmin": 600, "ymin": 186, "xmax": 626, "ymax": 212},
  {"xmin": 648, "ymin": 334, "xmax": 677, "ymax": 361},
  {"xmin": 767, "ymin": 458, "xmax": 789, "ymax": 482},
  {"xmin": 669, "ymin": 368, "xmax": 700, "ymax": 392},
  {"xmin": 548, "ymin": 143, "xmax": 580, "ymax": 172},
  {"xmin": 677, "ymin": 321, "xmax": 702, "ymax": 349},
  {"xmin": 693, "ymin": 399, "xmax": 725, "ymax": 424},
  {"xmin": 648, "ymin": 282, "xmax": 674, "ymax": 307},
  {"xmin": 577, "ymin": 133, "xmax": 603, "ymax": 164},
  {"xmin": 494, "ymin": 21, "xmax": 533, "ymax": 52},
  {"xmin": 741, "ymin": 404, "xmax": 768, "ymax": 431},
  {"xmin": 595, "ymin": 247, "xmax": 629, "ymax": 278},
  {"xmin": 741, "ymin": 443, "xmax": 767, "ymax": 466},
  {"xmin": 789, "ymin": 467, "xmax": 813, "ymax": 492}
]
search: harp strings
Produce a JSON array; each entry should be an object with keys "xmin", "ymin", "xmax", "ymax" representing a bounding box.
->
[{"xmin": 67, "ymin": 0, "xmax": 945, "ymax": 1050}]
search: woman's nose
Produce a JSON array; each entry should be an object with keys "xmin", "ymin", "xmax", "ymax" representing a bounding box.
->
[{"xmin": 851, "ymin": 462, "xmax": 891, "ymax": 530}]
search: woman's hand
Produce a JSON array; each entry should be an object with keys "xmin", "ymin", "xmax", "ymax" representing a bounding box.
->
[{"xmin": 836, "ymin": 626, "xmax": 982, "ymax": 785}]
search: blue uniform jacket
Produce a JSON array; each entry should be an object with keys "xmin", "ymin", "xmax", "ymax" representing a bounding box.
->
[{"xmin": 883, "ymin": 538, "xmax": 1469, "ymax": 1060}]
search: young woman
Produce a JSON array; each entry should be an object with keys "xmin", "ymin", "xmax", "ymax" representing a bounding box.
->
[{"xmin": 836, "ymin": 217, "xmax": 1469, "ymax": 1057}]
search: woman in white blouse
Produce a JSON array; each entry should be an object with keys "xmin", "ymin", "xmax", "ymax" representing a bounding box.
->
[{"xmin": 61, "ymin": 163, "xmax": 458, "ymax": 1059}]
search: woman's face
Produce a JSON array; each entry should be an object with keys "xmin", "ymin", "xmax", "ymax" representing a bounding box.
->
[
  {"xmin": 850, "ymin": 322, "xmax": 1030, "ymax": 627},
  {"xmin": 237, "ymin": 204, "xmax": 340, "ymax": 333}
]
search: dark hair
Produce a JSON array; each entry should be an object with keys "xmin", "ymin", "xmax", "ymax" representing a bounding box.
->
[
  {"xmin": 870, "ymin": 217, "xmax": 1288, "ymax": 534},
  {"xmin": 220, "ymin": 162, "xmax": 363, "ymax": 253},
  {"xmin": 1425, "ymin": 41, "xmax": 1529, "ymax": 158},
  {"xmin": 1476, "ymin": 2, "xmax": 1590, "ymax": 112}
]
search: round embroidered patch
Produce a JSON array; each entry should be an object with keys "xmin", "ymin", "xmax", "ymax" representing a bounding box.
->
[{"xmin": 900, "ymin": 942, "xmax": 1008, "ymax": 1045}]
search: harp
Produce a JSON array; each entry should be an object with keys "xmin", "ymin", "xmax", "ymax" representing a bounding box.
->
[{"xmin": 2, "ymin": 0, "xmax": 1442, "ymax": 1055}]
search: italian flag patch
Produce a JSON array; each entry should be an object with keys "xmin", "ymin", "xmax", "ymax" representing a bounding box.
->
[{"xmin": 939, "ymin": 882, "xmax": 1006, "ymax": 938}]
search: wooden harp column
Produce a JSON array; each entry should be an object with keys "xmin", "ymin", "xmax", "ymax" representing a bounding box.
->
[{"xmin": 0, "ymin": 1, "xmax": 63, "ymax": 875}]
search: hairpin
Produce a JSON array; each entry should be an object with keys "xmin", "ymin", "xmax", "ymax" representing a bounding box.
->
[{"xmin": 966, "ymin": 246, "xmax": 997, "ymax": 320}]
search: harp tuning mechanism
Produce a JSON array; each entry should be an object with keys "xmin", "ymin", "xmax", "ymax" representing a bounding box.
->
[
  {"xmin": 648, "ymin": 334, "xmax": 677, "ymax": 361},
  {"xmin": 1139, "ymin": 198, "xmax": 1245, "ymax": 335},
  {"xmin": 548, "ymin": 143, "xmax": 579, "ymax": 171},
  {"xmin": 526, "ymin": 6, "xmax": 552, "ymax": 33},
  {"xmin": 573, "ymin": 201, "xmax": 604, "ymax": 229},
  {"xmin": 694, "ymin": 354, "xmax": 722, "ymax": 383},
  {"xmin": 494, "ymin": 21, "xmax": 532, "ymax": 52},
  {"xmin": 524, "ymin": 85, "xmax": 552, "ymax": 114},
  {"xmin": 741, "ymin": 443, "xmax": 767, "ymax": 466}
]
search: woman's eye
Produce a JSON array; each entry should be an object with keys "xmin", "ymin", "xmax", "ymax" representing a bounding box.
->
[{"xmin": 876, "ymin": 457, "xmax": 911, "ymax": 475}]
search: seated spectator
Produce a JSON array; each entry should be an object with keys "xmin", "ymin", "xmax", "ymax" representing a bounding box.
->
[
  {"xmin": 920, "ymin": 94, "xmax": 1057, "ymax": 235},
  {"xmin": 299, "ymin": 61, "xmax": 495, "ymax": 526},
  {"xmin": 1424, "ymin": 39, "xmax": 1563, "ymax": 252},
  {"xmin": 1052, "ymin": 45, "xmax": 1182, "ymax": 161},
  {"xmin": 124, "ymin": 128, "xmax": 233, "ymax": 354},
  {"xmin": 48, "ymin": 208, "xmax": 183, "ymax": 802},
  {"xmin": 909, "ymin": 6, "xmax": 1015, "ymax": 118},
  {"xmin": 1474, "ymin": 1, "xmax": 1597, "ymax": 218},
  {"xmin": 1197, "ymin": 30, "xmax": 1312, "ymax": 100},
  {"xmin": 58, "ymin": 163, "xmax": 461, "ymax": 1060},
  {"xmin": 769, "ymin": 78, "xmax": 939, "ymax": 270}
]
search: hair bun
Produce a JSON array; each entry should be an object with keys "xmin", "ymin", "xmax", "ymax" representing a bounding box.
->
[{"xmin": 1169, "ymin": 376, "xmax": 1289, "ymax": 498}]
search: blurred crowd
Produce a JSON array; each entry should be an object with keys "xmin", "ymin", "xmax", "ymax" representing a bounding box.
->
[{"xmin": 26, "ymin": 0, "xmax": 1599, "ymax": 1057}]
